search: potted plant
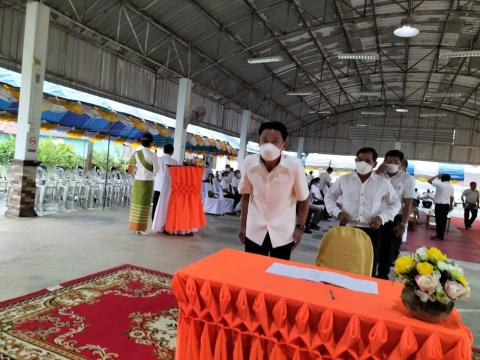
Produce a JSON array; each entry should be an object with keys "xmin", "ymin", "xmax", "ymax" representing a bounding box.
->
[{"xmin": 394, "ymin": 246, "xmax": 470, "ymax": 322}]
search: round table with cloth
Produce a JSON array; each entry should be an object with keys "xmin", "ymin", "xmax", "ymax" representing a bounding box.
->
[
  {"xmin": 152, "ymin": 166, "xmax": 206, "ymax": 234},
  {"xmin": 171, "ymin": 249, "xmax": 473, "ymax": 360}
]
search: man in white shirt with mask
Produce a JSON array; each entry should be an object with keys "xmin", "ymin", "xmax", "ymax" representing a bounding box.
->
[
  {"xmin": 325, "ymin": 147, "xmax": 401, "ymax": 276},
  {"xmin": 238, "ymin": 121, "xmax": 310, "ymax": 260},
  {"xmin": 376, "ymin": 150, "xmax": 416, "ymax": 279}
]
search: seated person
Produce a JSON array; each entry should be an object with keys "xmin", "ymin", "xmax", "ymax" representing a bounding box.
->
[
  {"xmin": 205, "ymin": 173, "xmax": 219, "ymax": 198},
  {"xmin": 221, "ymin": 171, "xmax": 240, "ymax": 210}
]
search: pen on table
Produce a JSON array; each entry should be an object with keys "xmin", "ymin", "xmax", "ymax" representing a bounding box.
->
[{"xmin": 329, "ymin": 288, "xmax": 335, "ymax": 300}]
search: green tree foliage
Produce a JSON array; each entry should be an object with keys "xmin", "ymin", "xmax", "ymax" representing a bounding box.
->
[
  {"xmin": 92, "ymin": 147, "xmax": 127, "ymax": 171},
  {"xmin": 38, "ymin": 138, "xmax": 83, "ymax": 169},
  {"xmin": 0, "ymin": 135, "xmax": 15, "ymax": 165}
]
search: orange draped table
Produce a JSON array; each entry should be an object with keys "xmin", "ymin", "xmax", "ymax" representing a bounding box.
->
[
  {"xmin": 171, "ymin": 249, "xmax": 472, "ymax": 360},
  {"xmin": 164, "ymin": 166, "xmax": 206, "ymax": 233}
]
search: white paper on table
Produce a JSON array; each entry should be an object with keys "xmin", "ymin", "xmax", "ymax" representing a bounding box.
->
[{"xmin": 266, "ymin": 263, "xmax": 378, "ymax": 295}]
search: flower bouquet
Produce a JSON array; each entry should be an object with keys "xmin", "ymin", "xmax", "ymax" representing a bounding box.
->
[{"xmin": 394, "ymin": 246, "xmax": 470, "ymax": 322}]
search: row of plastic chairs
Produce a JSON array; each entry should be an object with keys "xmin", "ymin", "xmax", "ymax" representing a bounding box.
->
[
  {"xmin": 35, "ymin": 167, "xmax": 133, "ymax": 213},
  {"xmin": 0, "ymin": 165, "xmax": 134, "ymax": 215}
]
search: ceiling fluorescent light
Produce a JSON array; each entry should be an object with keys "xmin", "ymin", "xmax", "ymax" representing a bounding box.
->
[
  {"xmin": 247, "ymin": 56, "xmax": 283, "ymax": 64},
  {"xmin": 361, "ymin": 111, "xmax": 385, "ymax": 116},
  {"xmin": 394, "ymin": 17, "xmax": 419, "ymax": 38},
  {"xmin": 426, "ymin": 92, "xmax": 464, "ymax": 98},
  {"xmin": 419, "ymin": 113, "xmax": 447, "ymax": 118},
  {"xmin": 439, "ymin": 50, "xmax": 480, "ymax": 59},
  {"xmin": 286, "ymin": 91, "xmax": 314, "ymax": 96},
  {"xmin": 309, "ymin": 110, "xmax": 331, "ymax": 114},
  {"xmin": 351, "ymin": 92, "xmax": 382, "ymax": 97},
  {"xmin": 395, "ymin": 108, "xmax": 408, "ymax": 113},
  {"xmin": 337, "ymin": 53, "xmax": 379, "ymax": 60}
]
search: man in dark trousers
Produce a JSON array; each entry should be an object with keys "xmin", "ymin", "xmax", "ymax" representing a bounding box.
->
[{"xmin": 428, "ymin": 174, "xmax": 454, "ymax": 240}]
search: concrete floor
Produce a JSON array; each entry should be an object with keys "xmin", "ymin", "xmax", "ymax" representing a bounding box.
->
[{"xmin": 0, "ymin": 208, "xmax": 479, "ymax": 348}]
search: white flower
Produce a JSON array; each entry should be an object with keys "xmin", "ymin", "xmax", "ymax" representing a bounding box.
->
[
  {"xmin": 415, "ymin": 247, "xmax": 428, "ymax": 261},
  {"xmin": 415, "ymin": 275, "xmax": 438, "ymax": 294},
  {"xmin": 437, "ymin": 261, "xmax": 450, "ymax": 272},
  {"xmin": 459, "ymin": 285, "xmax": 471, "ymax": 300},
  {"xmin": 445, "ymin": 281, "xmax": 467, "ymax": 300},
  {"xmin": 414, "ymin": 289, "xmax": 431, "ymax": 302}
]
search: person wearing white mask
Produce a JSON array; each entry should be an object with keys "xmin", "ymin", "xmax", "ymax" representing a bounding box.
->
[
  {"xmin": 375, "ymin": 150, "xmax": 416, "ymax": 279},
  {"xmin": 238, "ymin": 121, "xmax": 310, "ymax": 260},
  {"xmin": 324, "ymin": 147, "xmax": 401, "ymax": 276}
]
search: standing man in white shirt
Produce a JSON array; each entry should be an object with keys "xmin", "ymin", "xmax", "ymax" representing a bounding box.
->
[
  {"xmin": 461, "ymin": 182, "xmax": 479, "ymax": 229},
  {"xmin": 428, "ymin": 174, "xmax": 454, "ymax": 240},
  {"xmin": 127, "ymin": 133, "xmax": 159, "ymax": 234},
  {"xmin": 152, "ymin": 144, "xmax": 178, "ymax": 220},
  {"xmin": 376, "ymin": 150, "xmax": 416, "ymax": 279},
  {"xmin": 318, "ymin": 167, "xmax": 333, "ymax": 197},
  {"xmin": 203, "ymin": 161, "xmax": 213, "ymax": 182},
  {"xmin": 238, "ymin": 122, "xmax": 310, "ymax": 260},
  {"xmin": 324, "ymin": 147, "xmax": 401, "ymax": 276}
]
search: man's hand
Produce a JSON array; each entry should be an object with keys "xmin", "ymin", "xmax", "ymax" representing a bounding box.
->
[
  {"xmin": 338, "ymin": 212, "xmax": 351, "ymax": 225},
  {"xmin": 376, "ymin": 162, "xmax": 387, "ymax": 174},
  {"xmin": 239, "ymin": 226, "xmax": 246, "ymax": 244},
  {"xmin": 394, "ymin": 223, "xmax": 406, "ymax": 237},
  {"xmin": 292, "ymin": 228, "xmax": 303, "ymax": 249},
  {"xmin": 369, "ymin": 216, "xmax": 383, "ymax": 230}
]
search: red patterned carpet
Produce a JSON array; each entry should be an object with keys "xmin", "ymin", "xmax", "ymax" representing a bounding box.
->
[
  {"xmin": 405, "ymin": 214, "xmax": 480, "ymax": 263},
  {"xmin": 0, "ymin": 265, "xmax": 178, "ymax": 359}
]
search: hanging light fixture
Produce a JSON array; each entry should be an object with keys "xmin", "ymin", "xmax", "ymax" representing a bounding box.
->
[
  {"xmin": 394, "ymin": 17, "xmax": 419, "ymax": 38},
  {"xmin": 395, "ymin": 108, "xmax": 408, "ymax": 113}
]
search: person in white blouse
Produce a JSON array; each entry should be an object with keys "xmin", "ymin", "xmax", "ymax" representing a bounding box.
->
[
  {"xmin": 324, "ymin": 147, "xmax": 401, "ymax": 276},
  {"xmin": 127, "ymin": 133, "xmax": 159, "ymax": 234},
  {"xmin": 375, "ymin": 150, "xmax": 416, "ymax": 279},
  {"xmin": 239, "ymin": 121, "xmax": 310, "ymax": 260},
  {"xmin": 152, "ymin": 144, "xmax": 178, "ymax": 220}
]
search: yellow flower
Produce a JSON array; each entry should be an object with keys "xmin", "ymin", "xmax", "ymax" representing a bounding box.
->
[
  {"xmin": 426, "ymin": 247, "xmax": 447, "ymax": 263},
  {"xmin": 458, "ymin": 275, "xmax": 468, "ymax": 287},
  {"xmin": 395, "ymin": 256, "xmax": 415, "ymax": 274},
  {"xmin": 416, "ymin": 262, "xmax": 434, "ymax": 275}
]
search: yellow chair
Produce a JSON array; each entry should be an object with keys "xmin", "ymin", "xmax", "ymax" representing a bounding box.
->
[{"xmin": 316, "ymin": 226, "xmax": 373, "ymax": 276}]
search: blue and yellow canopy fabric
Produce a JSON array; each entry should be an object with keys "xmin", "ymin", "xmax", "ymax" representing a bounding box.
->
[{"xmin": 0, "ymin": 81, "xmax": 237, "ymax": 156}]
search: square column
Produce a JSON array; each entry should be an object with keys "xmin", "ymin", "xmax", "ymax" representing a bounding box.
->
[
  {"xmin": 237, "ymin": 110, "xmax": 251, "ymax": 170},
  {"xmin": 296, "ymin": 136, "xmax": 305, "ymax": 159},
  {"xmin": 173, "ymin": 78, "xmax": 192, "ymax": 163},
  {"xmin": 6, "ymin": 2, "xmax": 50, "ymax": 217}
]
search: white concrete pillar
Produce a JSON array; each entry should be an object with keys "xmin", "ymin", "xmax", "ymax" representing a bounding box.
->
[
  {"xmin": 6, "ymin": 2, "xmax": 50, "ymax": 218},
  {"xmin": 395, "ymin": 142, "xmax": 402, "ymax": 150},
  {"xmin": 238, "ymin": 110, "xmax": 251, "ymax": 170},
  {"xmin": 15, "ymin": 1, "xmax": 50, "ymax": 161},
  {"xmin": 173, "ymin": 78, "xmax": 192, "ymax": 163},
  {"xmin": 297, "ymin": 136, "xmax": 305, "ymax": 159}
]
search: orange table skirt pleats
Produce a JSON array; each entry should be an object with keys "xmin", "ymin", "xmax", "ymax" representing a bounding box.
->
[
  {"xmin": 165, "ymin": 166, "xmax": 206, "ymax": 232},
  {"xmin": 171, "ymin": 250, "xmax": 473, "ymax": 360}
]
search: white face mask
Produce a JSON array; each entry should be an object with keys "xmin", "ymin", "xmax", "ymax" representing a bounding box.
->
[
  {"xmin": 260, "ymin": 143, "xmax": 282, "ymax": 161},
  {"xmin": 386, "ymin": 164, "xmax": 400, "ymax": 174},
  {"xmin": 355, "ymin": 161, "xmax": 373, "ymax": 175}
]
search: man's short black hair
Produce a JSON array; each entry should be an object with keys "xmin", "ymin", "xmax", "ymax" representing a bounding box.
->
[
  {"xmin": 356, "ymin": 147, "xmax": 378, "ymax": 161},
  {"xmin": 141, "ymin": 133, "xmax": 154, "ymax": 147},
  {"xmin": 441, "ymin": 174, "xmax": 451, "ymax": 182},
  {"xmin": 471, "ymin": 182, "xmax": 477, "ymax": 186},
  {"xmin": 258, "ymin": 121, "xmax": 288, "ymax": 141},
  {"xmin": 385, "ymin": 149, "xmax": 404, "ymax": 162},
  {"xmin": 309, "ymin": 171, "xmax": 313, "ymax": 174},
  {"xmin": 327, "ymin": 167, "xmax": 333, "ymax": 172},
  {"xmin": 164, "ymin": 143, "xmax": 174, "ymax": 155}
]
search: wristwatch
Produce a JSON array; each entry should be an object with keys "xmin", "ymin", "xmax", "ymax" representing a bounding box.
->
[{"xmin": 296, "ymin": 224, "xmax": 306, "ymax": 231}]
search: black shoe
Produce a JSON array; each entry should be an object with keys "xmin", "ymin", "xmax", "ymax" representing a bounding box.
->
[
  {"xmin": 430, "ymin": 236, "xmax": 438, "ymax": 241},
  {"xmin": 310, "ymin": 224, "xmax": 320, "ymax": 230},
  {"xmin": 304, "ymin": 229, "xmax": 312, "ymax": 234}
]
